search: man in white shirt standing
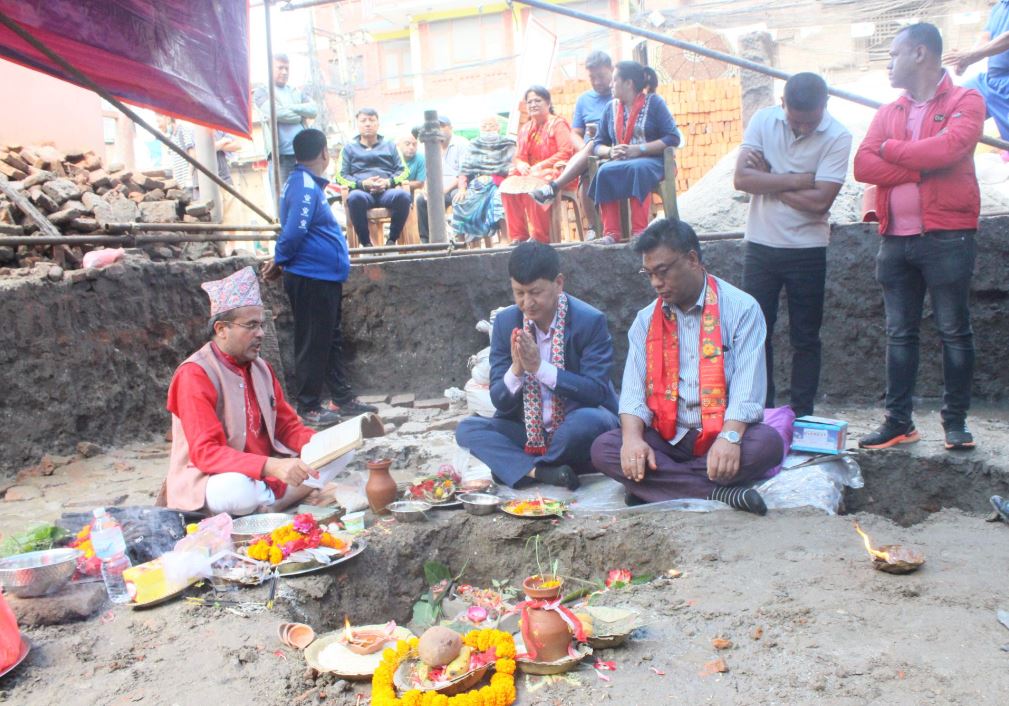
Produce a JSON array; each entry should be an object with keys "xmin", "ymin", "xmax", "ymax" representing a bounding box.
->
[{"xmin": 733, "ymin": 72, "xmax": 852, "ymax": 418}]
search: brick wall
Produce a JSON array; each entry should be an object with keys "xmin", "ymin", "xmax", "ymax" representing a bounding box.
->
[{"xmin": 550, "ymin": 76, "xmax": 743, "ymax": 193}]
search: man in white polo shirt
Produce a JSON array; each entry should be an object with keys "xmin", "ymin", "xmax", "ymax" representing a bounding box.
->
[{"xmin": 732, "ymin": 72, "xmax": 852, "ymax": 417}]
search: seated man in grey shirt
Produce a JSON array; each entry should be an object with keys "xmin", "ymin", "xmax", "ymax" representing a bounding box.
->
[{"xmin": 590, "ymin": 218, "xmax": 783, "ymax": 515}]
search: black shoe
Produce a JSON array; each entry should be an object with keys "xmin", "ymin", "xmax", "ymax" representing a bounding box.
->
[
  {"xmin": 991, "ymin": 495, "xmax": 1009, "ymax": 523},
  {"xmin": 384, "ymin": 237, "xmax": 397, "ymax": 246},
  {"xmin": 531, "ymin": 182, "xmax": 557, "ymax": 205},
  {"xmin": 858, "ymin": 419, "xmax": 920, "ymax": 449},
  {"xmin": 624, "ymin": 488, "xmax": 646, "ymax": 507},
  {"xmin": 327, "ymin": 398, "xmax": 378, "ymax": 416},
  {"xmin": 943, "ymin": 424, "xmax": 975, "ymax": 450},
  {"xmin": 300, "ymin": 407, "xmax": 342, "ymax": 428},
  {"xmin": 534, "ymin": 464, "xmax": 580, "ymax": 490},
  {"xmin": 709, "ymin": 486, "xmax": 767, "ymax": 515}
]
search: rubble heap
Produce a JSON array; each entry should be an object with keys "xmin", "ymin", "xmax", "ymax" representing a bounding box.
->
[
  {"xmin": 0, "ymin": 143, "xmax": 216, "ymax": 271},
  {"xmin": 0, "ymin": 143, "xmax": 216, "ymax": 230}
]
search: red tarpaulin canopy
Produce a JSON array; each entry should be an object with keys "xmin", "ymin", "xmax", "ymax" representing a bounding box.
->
[{"xmin": 0, "ymin": 0, "xmax": 251, "ymax": 137}]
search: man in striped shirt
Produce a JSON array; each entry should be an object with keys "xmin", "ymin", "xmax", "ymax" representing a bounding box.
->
[{"xmin": 590, "ymin": 218, "xmax": 783, "ymax": 514}]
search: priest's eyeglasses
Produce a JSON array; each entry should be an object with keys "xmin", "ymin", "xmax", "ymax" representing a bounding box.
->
[{"xmin": 224, "ymin": 320, "xmax": 264, "ymax": 331}]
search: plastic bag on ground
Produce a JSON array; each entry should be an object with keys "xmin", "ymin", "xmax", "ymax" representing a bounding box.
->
[
  {"xmin": 464, "ymin": 379, "xmax": 494, "ymax": 418},
  {"xmin": 491, "ymin": 453, "xmax": 863, "ymax": 516}
]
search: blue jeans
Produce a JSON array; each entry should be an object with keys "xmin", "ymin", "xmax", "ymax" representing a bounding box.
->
[
  {"xmin": 876, "ymin": 230, "xmax": 976, "ymax": 428},
  {"xmin": 455, "ymin": 407, "xmax": 619, "ymax": 487}
]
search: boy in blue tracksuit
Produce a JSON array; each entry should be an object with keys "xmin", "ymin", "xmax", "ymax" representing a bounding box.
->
[{"xmin": 263, "ymin": 128, "xmax": 375, "ymax": 425}]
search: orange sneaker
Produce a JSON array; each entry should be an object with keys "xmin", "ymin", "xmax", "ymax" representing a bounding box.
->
[{"xmin": 858, "ymin": 421, "xmax": 920, "ymax": 449}]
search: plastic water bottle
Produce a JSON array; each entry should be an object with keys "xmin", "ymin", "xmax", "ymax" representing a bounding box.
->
[{"xmin": 90, "ymin": 508, "xmax": 132, "ymax": 604}]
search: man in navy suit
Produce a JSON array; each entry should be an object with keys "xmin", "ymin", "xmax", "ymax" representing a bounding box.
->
[{"xmin": 456, "ymin": 242, "xmax": 620, "ymax": 489}]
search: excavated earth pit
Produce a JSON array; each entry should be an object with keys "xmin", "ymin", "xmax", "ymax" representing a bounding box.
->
[
  {"xmin": 2, "ymin": 225, "xmax": 1009, "ymax": 703},
  {"xmin": 847, "ymin": 449, "xmax": 1009, "ymax": 527}
]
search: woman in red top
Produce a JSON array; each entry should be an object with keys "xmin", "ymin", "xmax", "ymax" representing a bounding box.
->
[{"xmin": 501, "ymin": 86, "xmax": 575, "ymax": 243}]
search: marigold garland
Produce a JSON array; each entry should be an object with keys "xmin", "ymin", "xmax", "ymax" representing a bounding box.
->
[{"xmin": 370, "ymin": 629, "xmax": 516, "ymax": 706}]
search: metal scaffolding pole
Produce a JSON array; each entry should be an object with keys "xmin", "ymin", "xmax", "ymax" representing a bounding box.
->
[
  {"xmin": 510, "ymin": 0, "xmax": 1009, "ymax": 152},
  {"xmin": 264, "ymin": 0, "xmax": 284, "ymax": 208},
  {"xmin": 0, "ymin": 11, "xmax": 278, "ymax": 223},
  {"xmin": 419, "ymin": 109, "xmax": 448, "ymax": 243}
]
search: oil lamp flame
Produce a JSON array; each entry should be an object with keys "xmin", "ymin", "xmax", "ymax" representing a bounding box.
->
[
  {"xmin": 343, "ymin": 616, "xmax": 355, "ymax": 642},
  {"xmin": 853, "ymin": 522, "xmax": 890, "ymax": 561}
]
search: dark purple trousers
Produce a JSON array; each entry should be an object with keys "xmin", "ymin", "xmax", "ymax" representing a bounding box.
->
[{"xmin": 590, "ymin": 424, "xmax": 784, "ymax": 503}]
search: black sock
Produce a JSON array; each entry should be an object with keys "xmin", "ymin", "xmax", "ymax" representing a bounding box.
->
[
  {"xmin": 534, "ymin": 464, "xmax": 579, "ymax": 491},
  {"xmin": 709, "ymin": 486, "xmax": 767, "ymax": 515}
]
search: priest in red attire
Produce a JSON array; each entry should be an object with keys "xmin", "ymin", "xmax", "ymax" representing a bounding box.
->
[{"xmin": 163, "ymin": 266, "xmax": 319, "ymax": 516}]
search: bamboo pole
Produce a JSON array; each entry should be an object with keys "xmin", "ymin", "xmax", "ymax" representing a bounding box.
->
[
  {"xmin": 101, "ymin": 223, "xmax": 280, "ymax": 233},
  {"xmin": 263, "ymin": 0, "xmax": 283, "ymax": 207},
  {"xmin": 0, "ymin": 11, "xmax": 277, "ymax": 223}
]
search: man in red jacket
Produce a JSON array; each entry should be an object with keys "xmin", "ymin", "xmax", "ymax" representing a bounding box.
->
[{"xmin": 854, "ymin": 22, "xmax": 984, "ymax": 451}]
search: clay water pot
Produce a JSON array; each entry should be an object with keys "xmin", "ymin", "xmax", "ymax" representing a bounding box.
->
[
  {"xmin": 366, "ymin": 458, "xmax": 397, "ymax": 515},
  {"xmin": 522, "ymin": 575, "xmax": 563, "ymax": 601},
  {"xmin": 522, "ymin": 605, "xmax": 572, "ymax": 663}
]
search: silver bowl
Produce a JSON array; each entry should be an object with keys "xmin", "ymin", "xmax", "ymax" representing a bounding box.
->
[
  {"xmin": 0, "ymin": 548, "xmax": 82, "ymax": 598},
  {"xmin": 457, "ymin": 493, "xmax": 500, "ymax": 516},
  {"xmin": 231, "ymin": 513, "xmax": 291, "ymax": 541},
  {"xmin": 386, "ymin": 501, "xmax": 431, "ymax": 522}
]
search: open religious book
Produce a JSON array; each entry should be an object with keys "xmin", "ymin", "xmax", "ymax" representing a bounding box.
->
[{"xmin": 300, "ymin": 413, "xmax": 385, "ymax": 488}]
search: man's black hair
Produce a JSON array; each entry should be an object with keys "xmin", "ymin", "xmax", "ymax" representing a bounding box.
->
[
  {"xmin": 898, "ymin": 22, "xmax": 943, "ymax": 57},
  {"xmin": 784, "ymin": 72, "xmax": 828, "ymax": 112},
  {"xmin": 508, "ymin": 241, "xmax": 560, "ymax": 284},
  {"xmin": 633, "ymin": 217, "xmax": 702, "ymax": 262},
  {"xmin": 293, "ymin": 128, "xmax": 327, "ymax": 162},
  {"xmin": 585, "ymin": 51, "xmax": 612, "ymax": 70},
  {"xmin": 207, "ymin": 309, "xmax": 239, "ymax": 340},
  {"xmin": 355, "ymin": 107, "xmax": 379, "ymax": 119}
]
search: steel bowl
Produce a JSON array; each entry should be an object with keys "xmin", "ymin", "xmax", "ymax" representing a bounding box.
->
[
  {"xmin": 0, "ymin": 548, "xmax": 82, "ymax": 598},
  {"xmin": 457, "ymin": 493, "xmax": 501, "ymax": 516},
  {"xmin": 386, "ymin": 501, "xmax": 431, "ymax": 522},
  {"xmin": 230, "ymin": 513, "xmax": 291, "ymax": 541}
]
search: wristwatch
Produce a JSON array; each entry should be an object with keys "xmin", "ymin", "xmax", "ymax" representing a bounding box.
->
[
  {"xmin": 638, "ymin": 144, "xmax": 646, "ymax": 155},
  {"xmin": 717, "ymin": 430, "xmax": 741, "ymax": 445}
]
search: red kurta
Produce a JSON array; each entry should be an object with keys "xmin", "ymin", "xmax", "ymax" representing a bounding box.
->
[
  {"xmin": 166, "ymin": 343, "xmax": 314, "ymax": 500},
  {"xmin": 503, "ymin": 115, "xmax": 575, "ymax": 242},
  {"xmin": 513, "ymin": 114, "xmax": 575, "ymax": 182}
]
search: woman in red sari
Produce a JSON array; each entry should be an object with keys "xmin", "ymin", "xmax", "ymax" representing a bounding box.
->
[{"xmin": 501, "ymin": 86, "xmax": 575, "ymax": 243}]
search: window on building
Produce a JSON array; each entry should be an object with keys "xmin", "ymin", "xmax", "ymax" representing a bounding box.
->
[{"xmin": 382, "ymin": 39, "xmax": 412, "ymax": 91}]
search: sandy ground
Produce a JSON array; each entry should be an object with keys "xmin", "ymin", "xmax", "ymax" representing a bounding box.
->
[{"xmin": 1, "ymin": 402, "xmax": 1009, "ymax": 705}]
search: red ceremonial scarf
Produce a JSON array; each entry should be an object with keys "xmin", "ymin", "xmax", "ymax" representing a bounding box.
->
[
  {"xmin": 521, "ymin": 293, "xmax": 569, "ymax": 455},
  {"xmin": 644, "ymin": 274, "xmax": 727, "ymax": 455},
  {"xmin": 615, "ymin": 93, "xmax": 646, "ymax": 145}
]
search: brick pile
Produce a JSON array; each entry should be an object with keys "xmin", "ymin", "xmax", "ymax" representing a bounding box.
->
[
  {"xmin": 0, "ymin": 144, "xmax": 214, "ymax": 234},
  {"xmin": 549, "ymin": 76, "xmax": 744, "ymax": 194}
]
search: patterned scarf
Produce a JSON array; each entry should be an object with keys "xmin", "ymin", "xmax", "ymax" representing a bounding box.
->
[
  {"xmin": 644, "ymin": 274, "xmax": 727, "ymax": 455},
  {"xmin": 522, "ymin": 292, "xmax": 569, "ymax": 455},
  {"xmin": 613, "ymin": 93, "xmax": 651, "ymax": 145}
]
